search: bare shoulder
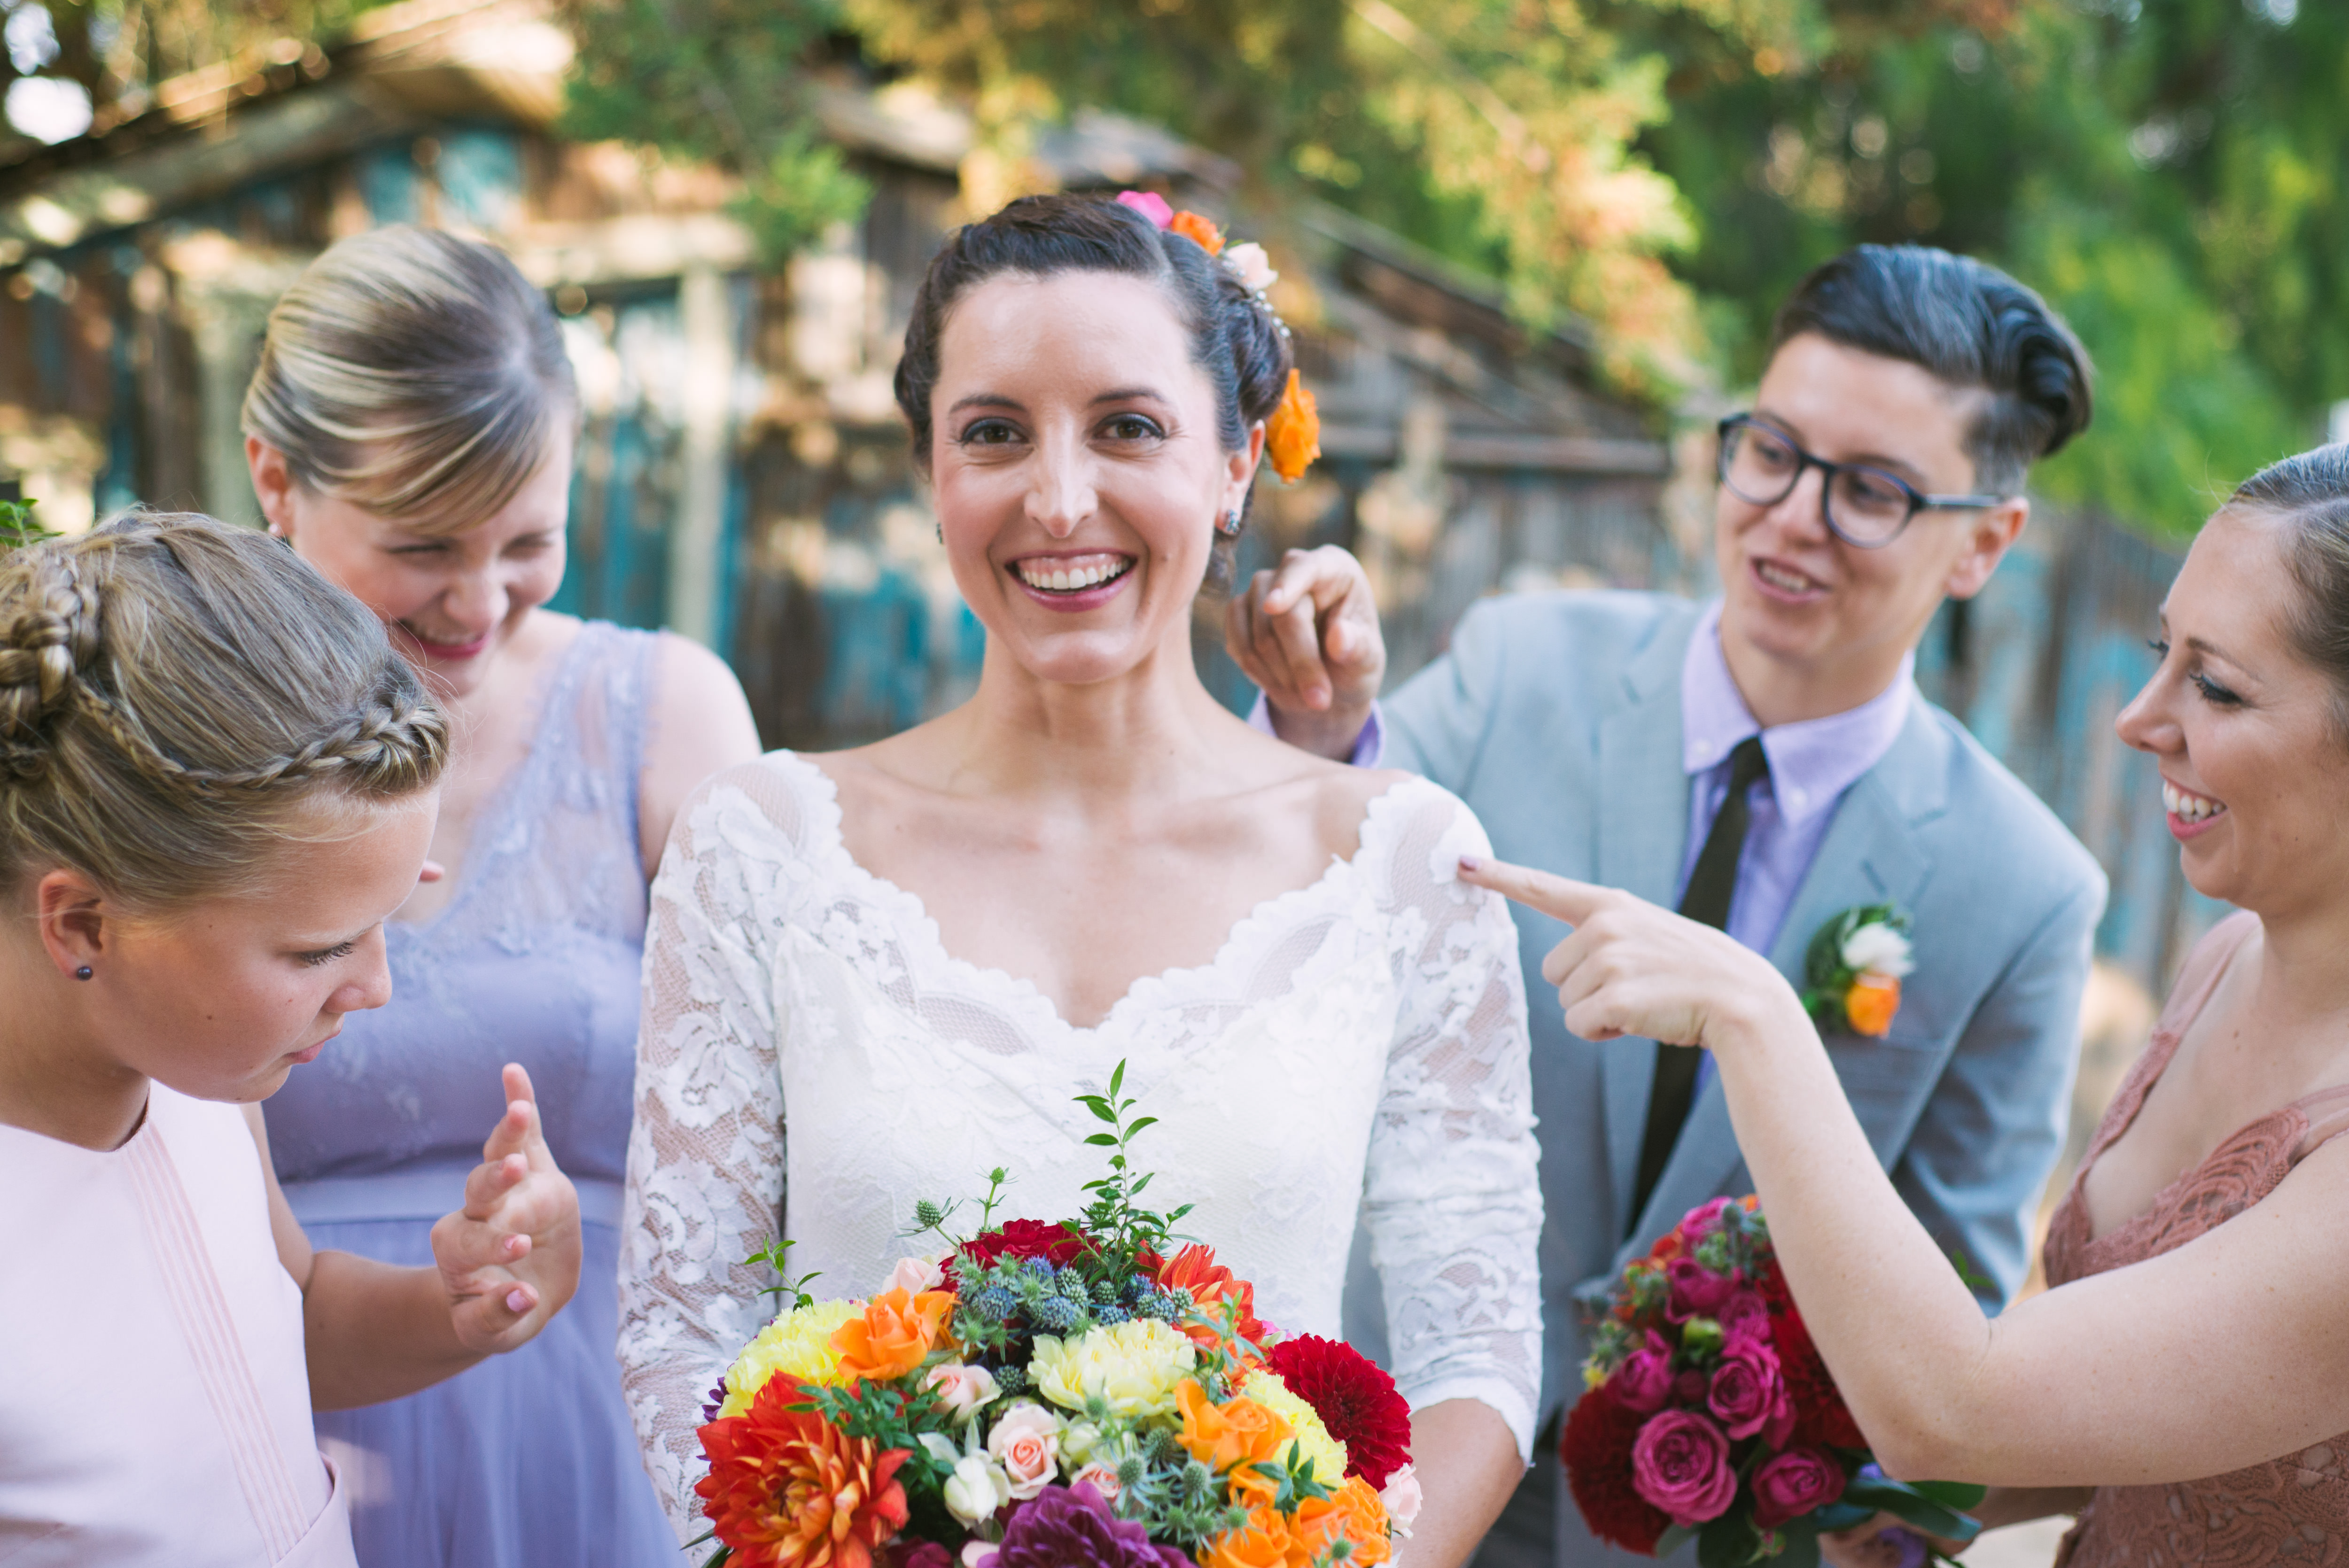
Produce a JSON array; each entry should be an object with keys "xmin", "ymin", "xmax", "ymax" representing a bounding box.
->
[{"xmin": 638, "ymin": 633, "xmax": 762, "ymax": 869}]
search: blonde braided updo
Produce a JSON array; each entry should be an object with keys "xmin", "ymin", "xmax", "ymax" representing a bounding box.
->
[{"xmin": 0, "ymin": 512, "xmax": 448, "ymax": 908}]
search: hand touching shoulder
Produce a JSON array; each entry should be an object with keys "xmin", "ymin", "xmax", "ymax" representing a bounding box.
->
[{"xmin": 639, "ymin": 633, "xmax": 762, "ymax": 875}]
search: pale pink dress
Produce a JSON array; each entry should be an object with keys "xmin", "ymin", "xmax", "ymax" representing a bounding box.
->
[
  {"xmin": 2045, "ymin": 911, "xmax": 2349, "ymax": 1568},
  {"xmin": 0, "ymin": 1083, "xmax": 357, "ymax": 1566}
]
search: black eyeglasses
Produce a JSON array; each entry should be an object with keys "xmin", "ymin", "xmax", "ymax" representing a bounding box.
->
[{"xmin": 1716, "ymin": 414, "xmax": 2006, "ymax": 548}]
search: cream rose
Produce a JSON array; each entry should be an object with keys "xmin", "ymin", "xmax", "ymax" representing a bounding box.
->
[
  {"xmin": 1840, "ymin": 922, "xmax": 1914, "ymax": 978},
  {"xmin": 1223, "ymin": 241, "xmax": 1277, "ymax": 291},
  {"xmin": 943, "ymin": 1452, "xmax": 1011, "ymax": 1526},
  {"xmin": 1381, "ymin": 1463, "xmax": 1424, "ymax": 1533},
  {"xmin": 925, "ymin": 1362, "xmax": 1001, "ymax": 1423},
  {"xmin": 985, "ymin": 1400, "xmax": 1063, "ymax": 1499},
  {"xmin": 889, "ymin": 1252, "xmax": 948, "ymax": 1296}
]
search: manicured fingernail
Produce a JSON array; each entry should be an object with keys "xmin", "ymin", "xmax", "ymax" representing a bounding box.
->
[
  {"xmin": 506, "ymin": 1288, "xmax": 529, "ymax": 1313},
  {"xmin": 1459, "ymin": 854, "xmax": 1482, "ymax": 872},
  {"xmin": 506, "ymin": 1234, "xmax": 525, "ymax": 1256}
]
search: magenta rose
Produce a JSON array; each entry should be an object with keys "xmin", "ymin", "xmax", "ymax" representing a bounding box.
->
[
  {"xmin": 1717, "ymin": 1289, "xmax": 1771, "ymax": 1344},
  {"xmin": 1680, "ymin": 1197, "xmax": 1735, "ymax": 1240},
  {"xmin": 1608, "ymin": 1332, "xmax": 1675, "ymax": 1414},
  {"xmin": 1630, "ymin": 1409, "xmax": 1738, "ymax": 1527},
  {"xmin": 1751, "ymin": 1447, "xmax": 1847, "ymax": 1529},
  {"xmin": 1665, "ymin": 1257, "xmax": 1741, "ymax": 1323},
  {"xmin": 1705, "ymin": 1336, "xmax": 1785, "ymax": 1440}
]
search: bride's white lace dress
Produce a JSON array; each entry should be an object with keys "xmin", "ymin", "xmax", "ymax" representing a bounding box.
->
[{"xmin": 616, "ymin": 751, "xmax": 1543, "ymax": 1538}]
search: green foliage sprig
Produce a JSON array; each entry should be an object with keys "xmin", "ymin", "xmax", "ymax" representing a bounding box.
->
[
  {"xmin": 0, "ymin": 499, "xmax": 54, "ymax": 552},
  {"xmin": 1074, "ymin": 1059, "xmax": 1195, "ymax": 1289}
]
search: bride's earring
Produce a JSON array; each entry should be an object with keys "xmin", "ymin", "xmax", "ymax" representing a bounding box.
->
[{"xmin": 1215, "ymin": 507, "xmax": 1244, "ymax": 538}]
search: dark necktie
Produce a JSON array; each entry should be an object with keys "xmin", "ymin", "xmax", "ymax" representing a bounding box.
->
[{"xmin": 1627, "ymin": 734, "xmax": 1770, "ymax": 1234}]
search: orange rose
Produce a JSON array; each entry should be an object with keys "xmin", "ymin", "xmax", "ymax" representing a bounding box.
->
[
  {"xmin": 1198, "ymin": 1502, "xmax": 1312, "ymax": 1568},
  {"xmin": 830, "ymin": 1287, "xmax": 953, "ymax": 1383},
  {"xmin": 1333, "ymin": 1476, "xmax": 1393, "ymax": 1565},
  {"xmin": 1843, "ymin": 973, "xmax": 1901, "ymax": 1038},
  {"xmin": 1176, "ymin": 1379, "xmax": 1294, "ymax": 1478},
  {"xmin": 1168, "ymin": 210, "xmax": 1226, "ymax": 255},
  {"xmin": 1265, "ymin": 369, "xmax": 1321, "ymax": 483},
  {"xmin": 695, "ymin": 1375, "xmax": 911, "ymax": 1568}
]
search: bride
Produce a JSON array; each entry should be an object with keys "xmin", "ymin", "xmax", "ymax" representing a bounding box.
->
[{"xmin": 616, "ymin": 193, "xmax": 1540, "ymax": 1565}]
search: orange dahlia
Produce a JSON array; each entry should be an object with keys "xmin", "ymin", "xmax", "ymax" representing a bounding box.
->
[
  {"xmin": 1158, "ymin": 1244, "xmax": 1266, "ymax": 1353},
  {"xmin": 695, "ymin": 1375, "xmax": 911, "ymax": 1568}
]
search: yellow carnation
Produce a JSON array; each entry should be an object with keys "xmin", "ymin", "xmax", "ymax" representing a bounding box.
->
[
  {"xmin": 716, "ymin": 1299, "xmax": 859, "ymax": 1416},
  {"xmin": 1240, "ymin": 1370, "xmax": 1349, "ymax": 1484},
  {"xmin": 1030, "ymin": 1319, "xmax": 1198, "ymax": 1421}
]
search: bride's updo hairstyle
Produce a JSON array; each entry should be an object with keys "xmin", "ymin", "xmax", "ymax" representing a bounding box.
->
[
  {"xmin": 893, "ymin": 192, "xmax": 1292, "ymax": 592},
  {"xmin": 241, "ymin": 225, "xmax": 576, "ymax": 532},
  {"xmin": 0, "ymin": 513, "xmax": 448, "ymax": 910},
  {"xmin": 2228, "ymin": 444, "xmax": 2349, "ymax": 737}
]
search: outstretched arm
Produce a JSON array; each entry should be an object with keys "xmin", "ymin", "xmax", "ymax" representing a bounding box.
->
[
  {"xmin": 254, "ymin": 1063, "xmax": 582, "ymax": 1410},
  {"xmin": 1459, "ymin": 857, "xmax": 2349, "ymax": 1490}
]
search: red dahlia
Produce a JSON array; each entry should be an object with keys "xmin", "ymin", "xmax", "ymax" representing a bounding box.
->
[
  {"xmin": 1262, "ymin": 1334, "xmax": 1414, "ymax": 1491},
  {"xmin": 1560, "ymin": 1389, "xmax": 1670, "ymax": 1554},
  {"xmin": 1758, "ymin": 1265, "xmax": 1864, "ymax": 1450}
]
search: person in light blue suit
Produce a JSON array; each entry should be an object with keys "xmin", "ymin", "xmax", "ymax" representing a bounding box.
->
[{"xmin": 1229, "ymin": 246, "xmax": 2108, "ymax": 1568}]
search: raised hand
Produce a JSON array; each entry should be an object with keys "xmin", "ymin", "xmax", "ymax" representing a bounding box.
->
[
  {"xmin": 1455, "ymin": 856, "xmax": 1809, "ymax": 1051},
  {"xmin": 429, "ymin": 1063, "xmax": 581, "ymax": 1355},
  {"xmin": 1223, "ymin": 545, "xmax": 1386, "ymax": 759}
]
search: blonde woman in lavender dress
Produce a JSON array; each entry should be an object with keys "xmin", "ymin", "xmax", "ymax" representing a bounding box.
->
[{"xmin": 245, "ymin": 227, "xmax": 761, "ymax": 1568}]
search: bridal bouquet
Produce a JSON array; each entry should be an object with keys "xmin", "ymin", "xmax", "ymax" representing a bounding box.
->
[
  {"xmin": 692, "ymin": 1064, "xmax": 1422, "ymax": 1568},
  {"xmin": 1562, "ymin": 1198, "xmax": 1982, "ymax": 1568}
]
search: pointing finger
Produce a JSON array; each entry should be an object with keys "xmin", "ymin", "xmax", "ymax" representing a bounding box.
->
[{"xmin": 1457, "ymin": 855, "xmax": 1614, "ymax": 926}]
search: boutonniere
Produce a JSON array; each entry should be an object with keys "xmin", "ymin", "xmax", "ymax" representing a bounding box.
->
[{"xmin": 1800, "ymin": 904, "xmax": 1915, "ymax": 1038}]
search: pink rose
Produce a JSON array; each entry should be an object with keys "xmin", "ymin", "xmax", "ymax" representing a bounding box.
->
[
  {"xmin": 1630, "ymin": 1409, "xmax": 1738, "ymax": 1527},
  {"xmin": 1717, "ymin": 1289, "xmax": 1771, "ymax": 1344},
  {"xmin": 986, "ymin": 1401, "xmax": 1062, "ymax": 1499},
  {"xmin": 926, "ymin": 1362, "xmax": 1002, "ymax": 1423},
  {"xmin": 1752, "ymin": 1447, "xmax": 1846, "ymax": 1529},
  {"xmin": 1380, "ymin": 1463, "xmax": 1424, "ymax": 1532},
  {"xmin": 960, "ymin": 1543, "xmax": 995, "ymax": 1568},
  {"xmin": 1666, "ymin": 1257, "xmax": 1741, "ymax": 1322},
  {"xmin": 1705, "ymin": 1337, "xmax": 1785, "ymax": 1441},
  {"xmin": 1680, "ymin": 1197, "xmax": 1735, "ymax": 1240},
  {"xmin": 1607, "ymin": 1332, "xmax": 1675, "ymax": 1414},
  {"xmin": 1115, "ymin": 190, "xmax": 1174, "ymax": 228},
  {"xmin": 890, "ymin": 1253, "xmax": 947, "ymax": 1296},
  {"xmin": 1074, "ymin": 1460, "xmax": 1122, "ymax": 1504}
]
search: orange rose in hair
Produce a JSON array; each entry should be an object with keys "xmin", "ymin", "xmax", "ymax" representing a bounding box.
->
[
  {"xmin": 1168, "ymin": 210, "xmax": 1226, "ymax": 255},
  {"xmin": 829, "ymin": 1288, "xmax": 953, "ymax": 1383},
  {"xmin": 1843, "ymin": 974, "xmax": 1901, "ymax": 1038},
  {"xmin": 1265, "ymin": 369, "xmax": 1321, "ymax": 483}
]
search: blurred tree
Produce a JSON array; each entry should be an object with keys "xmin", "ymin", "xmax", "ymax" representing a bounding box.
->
[
  {"xmin": 556, "ymin": 0, "xmax": 1824, "ymax": 400},
  {"xmin": 1640, "ymin": 0, "xmax": 2342, "ymax": 535}
]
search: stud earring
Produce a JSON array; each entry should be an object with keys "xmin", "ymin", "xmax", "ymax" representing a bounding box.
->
[
  {"xmin": 75, "ymin": 966, "xmax": 93, "ymax": 980},
  {"xmin": 1215, "ymin": 508, "xmax": 1244, "ymax": 538}
]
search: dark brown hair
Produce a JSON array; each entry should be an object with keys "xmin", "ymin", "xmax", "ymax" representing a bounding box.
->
[
  {"xmin": 893, "ymin": 193, "xmax": 1292, "ymax": 590},
  {"xmin": 2228, "ymin": 444, "xmax": 2349, "ymax": 734}
]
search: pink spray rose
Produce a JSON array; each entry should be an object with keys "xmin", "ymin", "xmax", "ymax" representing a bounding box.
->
[
  {"xmin": 1751, "ymin": 1447, "xmax": 1846, "ymax": 1529},
  {"xmin": 1665, "ymin": 1257, "xmax": 1741, "ymax": 1323},
  {"xmin": 1630, "ymin": 1409, "xmax": 1738, "ymax": 1527},
  {"xmin": 986, "ymin": 1402, "xmax": 1062, "ymax": 1499},
  {"xmin": 1705, "ymin": 1336, "xmax": 1785, "ymax": 1441},
  {"xmin": 1716, "ymin": 1289, "xmax": 1771, "ymax": 1344},
  {"xmin": 1608, "ymin": 1332, "xmax": 1676, "ymax": 1414},
  {"xmin": 1115, "ymin": 190, "xmax": 1174, "ymax": 228},
  {"xmin": 926, "ymin": 1363, "xmax": 1002, "ymax": 1423},
  {"xmin": 1380, "ymin": 1464, "xmax": 1424, "ymax": 1532},
  {"xmin": 1680, "ymin": 1198, "xmax": 1736, "ymax": 1240}
]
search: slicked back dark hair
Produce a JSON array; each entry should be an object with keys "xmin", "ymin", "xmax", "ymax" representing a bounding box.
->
[
  {"xmin": 892, "ymin": 193, "xmax": 1292, "ymax": 590},
  {"xmin": 1769, "ymin": 245, "xmax": 2093, "ymax": 495}
]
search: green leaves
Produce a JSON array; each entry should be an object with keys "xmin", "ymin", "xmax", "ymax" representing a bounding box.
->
[
  {"xmin": 0, "ymin": 499, "xmax": 54, "ymax": 552},
  {"xmin": 743, "ymin": 1237, "xmax": 823, "ymax": 1311}
]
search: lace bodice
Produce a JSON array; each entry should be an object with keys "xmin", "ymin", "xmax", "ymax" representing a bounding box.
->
[
  {"xmin": 617, "ymin": 752, "xmax": 1543, "ymax": 1538},
  {"xmin": 2046, "ymin": 911, "xmax": 2349, "ymax": 1568}
]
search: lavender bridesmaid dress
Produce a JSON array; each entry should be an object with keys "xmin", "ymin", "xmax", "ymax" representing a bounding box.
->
[{"xmin": 265, "ymin": 621, "xmax": 680, "ymax": 1567}]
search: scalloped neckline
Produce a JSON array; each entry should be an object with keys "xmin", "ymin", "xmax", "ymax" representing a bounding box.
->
[{"xmin": 770, "ymin": 749, "xmax": 1422, "ymax": 1037}]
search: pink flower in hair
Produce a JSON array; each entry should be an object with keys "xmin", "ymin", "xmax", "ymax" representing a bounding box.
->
[{"xmin": 1116, "ymin": 190, "xmax": 1174, "ymax": 228}]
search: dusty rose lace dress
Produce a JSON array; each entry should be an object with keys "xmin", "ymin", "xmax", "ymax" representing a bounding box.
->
[{"xmin": 2044, "ymin": 911, "xmax": 2349, "ymax": 1568}]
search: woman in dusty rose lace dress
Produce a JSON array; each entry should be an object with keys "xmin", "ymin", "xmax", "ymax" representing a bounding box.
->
[{"xmin": 1456, "ymin": 442, "xmax": 2349, "ymax": 1568}]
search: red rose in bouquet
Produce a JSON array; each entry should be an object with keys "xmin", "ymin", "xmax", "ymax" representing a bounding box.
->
[{"xmin": 1561, "ymin": 1198, "xmax": 1983, "ymax": 1568}]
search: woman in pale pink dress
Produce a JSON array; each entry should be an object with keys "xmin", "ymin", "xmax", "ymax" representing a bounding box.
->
[
  {"xmin": 0, "ymin": 513, "xmax": 580, "ymax": 1566},
  {"xmin": 1465, "ymin": 444, "xmax": 2349, "ymax": 1568}
]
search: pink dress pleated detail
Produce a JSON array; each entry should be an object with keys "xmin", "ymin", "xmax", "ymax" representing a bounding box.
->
[
  {"xmin": 2044, "ymin": 911, "xmax": 2349, "ymax": 1568},
  {"xmin": 0, "ymin": 1083, "xmax": 356, "ymax": 1566}
]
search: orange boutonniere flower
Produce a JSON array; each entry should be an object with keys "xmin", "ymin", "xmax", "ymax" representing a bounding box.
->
[
  {"xmin": 1799, "ymin": 905, "xmax": 1914, "ymax": 1039},
  {"xmin": 1168, "ymin": 209, "xmax": 1226, "ymax": 256},
  {"xmin": 1265, "ymin": 369, "xmax": 1321, "ymax": 483},
  {"xmin": 828, "ymin": 1287, "xmax": 953, "ymax": 1383}
]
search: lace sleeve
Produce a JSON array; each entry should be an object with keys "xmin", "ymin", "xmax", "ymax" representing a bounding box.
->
[
  {"xmin": 619, "ymin": 767, "xmax": 793, "ymax": 1543},
  {"xmin": 1361, "ymin": 783, "xmax": 1543, "ymax": 1461}
]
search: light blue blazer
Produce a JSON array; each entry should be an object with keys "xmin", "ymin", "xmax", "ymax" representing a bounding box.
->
[{"xmin": 1342, "ymin": 590, "xmax": 2106, "ymax": 1445}]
